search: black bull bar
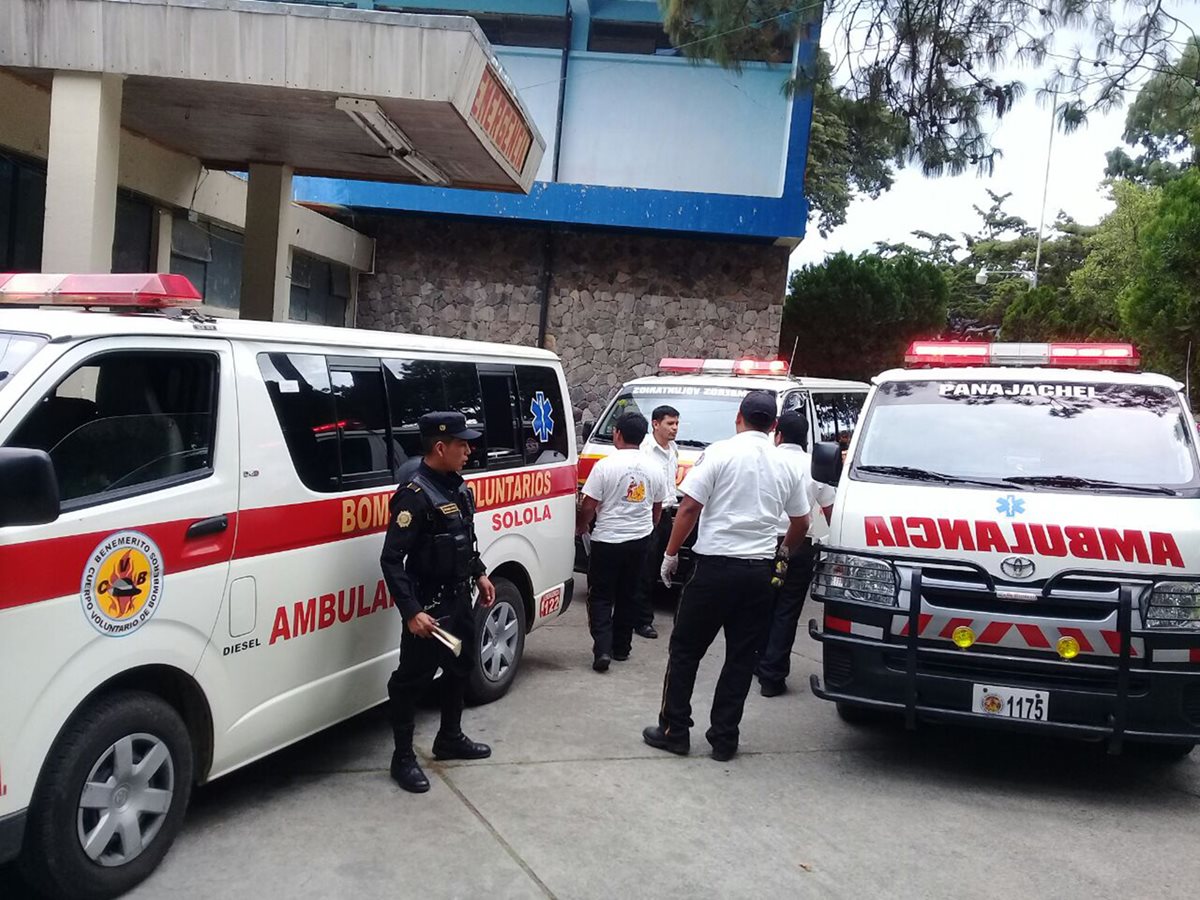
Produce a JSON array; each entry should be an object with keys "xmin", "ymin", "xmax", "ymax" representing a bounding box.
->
[{"xmin": 808, "ymin": 552, "xmax": 1200, "ymax": 753}]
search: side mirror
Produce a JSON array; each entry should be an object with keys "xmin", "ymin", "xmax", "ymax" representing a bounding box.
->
[
  {"xmin": 580, "ymin": 414, "xmax": 596, "ymax": 442},
  {"xmin": 812, "ymin": 442, "xmax": 844, "ymax": 486},
  {"xmin": 0, "ymin": 447, "xmax": 61, "ymax": 527}
]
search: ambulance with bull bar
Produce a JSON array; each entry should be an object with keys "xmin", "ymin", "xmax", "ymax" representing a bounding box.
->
[
  {"xmin": 0, "ymin": 274, "xmax": 578, "ymax": 899},
  {"xmin": 577, "ymin": 357, "xmax": 869, "ymax": 582},
  {"xmin": 809, "ymin": 340, "xmax": 1200, "ymax": 756}
]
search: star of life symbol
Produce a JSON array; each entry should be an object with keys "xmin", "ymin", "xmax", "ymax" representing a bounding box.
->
[
  {"xmin": 996, "ymin": 494, "xmax": 1025, "ymax": 518},
  {"xmin": 531, "ymin": 391, "xmax": 554, "ymax": 442}
]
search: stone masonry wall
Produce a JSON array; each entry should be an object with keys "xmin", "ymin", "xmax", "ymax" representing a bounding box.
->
[{"xmin": 356, "ymin": 215, "xmax": 788, "ymax": 422}]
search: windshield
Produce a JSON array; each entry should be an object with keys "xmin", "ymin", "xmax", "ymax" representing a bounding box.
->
[
  {"xmin": 0, "ymin": 332, "xmax": 46, "ymax": 392},
  {"xmin": 592, "ymin": 386, "xmax": 774, "ymax": 448},
  {"xmin": 854, "ymin": 380, "xmax": 1200, "ymax": 494}
]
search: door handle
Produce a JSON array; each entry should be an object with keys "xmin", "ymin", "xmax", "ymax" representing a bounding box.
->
[{"xmin": 186, "ymin": 514, "xmax": 229, "ymax": 540}]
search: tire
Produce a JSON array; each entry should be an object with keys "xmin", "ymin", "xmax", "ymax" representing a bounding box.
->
[
  {"xmin": 467, "ymin": 577, "xmax": 527, "ymax": 705},
  {"xmin": 20, "ymin": 691, "xmax": 194, "ymax": 900}
]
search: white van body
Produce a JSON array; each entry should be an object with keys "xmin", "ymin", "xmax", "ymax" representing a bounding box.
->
[
  {"xmin": 0, "ymin": 302, "xmax": 576, "ymax": 896},
  {"xmin": 810, "ymin": 354, "xmax": 1200, "ymax": 754}
]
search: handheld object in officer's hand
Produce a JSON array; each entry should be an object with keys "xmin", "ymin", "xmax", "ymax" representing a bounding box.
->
[{"xmin": 431, "ymin": 624, "xmax": 463, "ymax": 657}]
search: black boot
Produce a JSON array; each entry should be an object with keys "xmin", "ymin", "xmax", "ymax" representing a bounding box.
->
[
  {"xmin": 433, "ymin": 731, "xmax": 492, "ymax": 760},
  {"xmin": 390, "ymin": 751, "xmax": 431, "ymax": 793}
]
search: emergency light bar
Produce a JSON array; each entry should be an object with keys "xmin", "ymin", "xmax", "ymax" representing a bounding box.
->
[
  {"xmin": 659, "ymin": 357, "xmax": 790, "ymax": 377},
  {"xmin": 0, "ymin": 273, "xmax": 202, "ymax": 308},
  {"xmin": 904, "ymin": 341, "xmax": 1140, "ymax": 369}
]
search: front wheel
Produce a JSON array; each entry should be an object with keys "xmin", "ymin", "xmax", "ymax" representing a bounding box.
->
[
  {"xmin": 20, "ymin": 691, "xmax": 194, "ymax": 900},
  {"xmin": 467, "ymin": 577, "xmax": 527, "ymax": 704}
]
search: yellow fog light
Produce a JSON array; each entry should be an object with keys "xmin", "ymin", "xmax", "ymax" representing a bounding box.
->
[
  {"xmin": 952, "ymin": 626, "xmax": 976, "ymax": 649},
  {"xmin": 1057, "ymin": 636, "xmax": 1080, "ymax": 660}
]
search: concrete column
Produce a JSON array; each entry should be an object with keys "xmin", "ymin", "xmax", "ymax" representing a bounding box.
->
[
  {"xmin": 239, "ymin": 163, "xmax": 294, "ymax": 321},
  {"xmin": 41, "ymin": 72, "xmax": 124, "ymax": 272},
  {"xmin": 154, "ymin": 208, "xmax": 174, "ymax": 272}
]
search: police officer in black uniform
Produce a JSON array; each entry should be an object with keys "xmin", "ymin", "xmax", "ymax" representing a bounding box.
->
[{"xmin": 381, "ymin": 412, "xmax": 496, "ymax": 794}]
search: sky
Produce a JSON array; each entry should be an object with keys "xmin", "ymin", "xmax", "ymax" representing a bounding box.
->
[{"xmin": 787, "ymin": 29, "xmax": 1163, "ymax": 270}]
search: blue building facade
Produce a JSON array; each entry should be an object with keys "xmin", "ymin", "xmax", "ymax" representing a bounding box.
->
[{"xmin": 290, "ymin": 0, "xmax": 816, "ymax": 415}]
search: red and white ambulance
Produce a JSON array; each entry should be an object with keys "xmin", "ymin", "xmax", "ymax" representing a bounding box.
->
[
  {"xmin": 810, "ymin": 340, "xmax": 1200, "ymax": 756},
  {"xmin": 0, "ymin": 274, "xmax": 577, "ymax": 898},
  {"xmin": 576, "ymin": 357, "xmax": 869, "ymax": 582}
]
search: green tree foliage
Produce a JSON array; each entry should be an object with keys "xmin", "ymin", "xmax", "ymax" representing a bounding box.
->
[
  {"xmin": 1121, "ymin": 170, "xmax": 1200, "ymax": 390},
  {"xmin": 1104, "ymin": 37, "xmax": 1200, "ymax": 185},
  {"xmin": 782, "ymin": 252, "xmax": 948, "ymax": 379}
]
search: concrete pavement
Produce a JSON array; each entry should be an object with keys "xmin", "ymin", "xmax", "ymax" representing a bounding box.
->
[{"xmin": 7, "ymin": 593, "xmax": 1200, "ymax": 899}]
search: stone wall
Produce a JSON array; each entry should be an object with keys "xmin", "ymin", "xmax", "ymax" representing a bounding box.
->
[{"xmin": 356, "ymin": 215, "xmax": 788, "ymax": 421}]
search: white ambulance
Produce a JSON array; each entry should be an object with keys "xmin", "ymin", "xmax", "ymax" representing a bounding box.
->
[
  {"xmin": 809, "ymin": 340, "xmax": 1200, "ymax": 756},
  {"xmin": 0, "ymin": 274, "xmax": 578, "ymax": 899},
  {"xmin": 577, "ymin": 357, "xmax": 869, "ymax": 582}
]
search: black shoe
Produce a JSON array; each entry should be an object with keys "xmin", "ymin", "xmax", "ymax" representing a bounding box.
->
[
  {"xmin": 593, "ymin": 653, "xmax": 612, "ymax": 672},
  {"xmin": 760, "ymin": 679, "xmax": 787, "ymax": 698},
  {"xmin": 635, "ymin": 624, "xmax": 659, "ymax": 640},
  {"xmin": 432, "ymin": 732, "xmax": 492, "ymax": 761},
  {"xmin": 390, "ymin": 753, "xmax": 431, "ymax": 793},
  {"xmin": 613, "ymin": 649, "xmax": 630, "ymax": 661},
  {"xmin": 642, "ymin": 725, "xmax": 689, "ymax": 755},
  {"xmin": 710, "ymin": 745, "xmax": 738, "ymax": 762}
]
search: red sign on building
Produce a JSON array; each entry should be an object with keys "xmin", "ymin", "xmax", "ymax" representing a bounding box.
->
[{"xmin": 470, "ymin": 67, "xmax": 533, "ymax": 172}]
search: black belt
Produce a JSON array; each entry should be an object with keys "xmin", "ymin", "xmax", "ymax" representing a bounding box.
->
[{"xmin": 693, "ymin": 554, "xmax": 772, "ymax": 567}]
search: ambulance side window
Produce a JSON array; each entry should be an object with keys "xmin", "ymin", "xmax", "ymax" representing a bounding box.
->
[
  {"xmin": 441, "ymin": 362, "xmax": 486, "ymax": 472},
  {"xmin": 258, "ymin": 353, "xmax": 341, "ymax": 492},
  {"xmin": 7, "ymin": 351, "xmax": 218, "ymax": 506},
  {"xmin": 516, "ymin": 365, "xmax": 568, "ymax": 465},
  {"xmin": 328, "ymin": 357, "xmax": 393, "ymax": 489},
  {"xmin": 383, "ymin": 358, "xmax": 448, "ymax": 467}
]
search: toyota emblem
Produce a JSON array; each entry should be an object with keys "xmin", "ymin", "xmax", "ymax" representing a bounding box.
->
[{"xmin": 1000, "ymin": 556, "xmax": 1036, "ymax": 580}]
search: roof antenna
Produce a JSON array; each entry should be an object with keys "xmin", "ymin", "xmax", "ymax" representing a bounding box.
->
[
  {"xmin": 788, "ymin": 335, "xmax": 799, "ymax": 375},
  {"xmin": 1187, "ymin": 340, "xmax": 1193, "ymax": 407}
]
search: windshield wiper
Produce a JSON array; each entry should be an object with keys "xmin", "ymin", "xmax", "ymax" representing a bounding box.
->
[
  {"xmin": 856, "ymin": 465, "xmax": 1009, "ymax": 489},
  {"xmin": 1004, "ymin": 475, "xmax": 1177, "ymax": 496},
  {"xmin": 675, "ymin": 439, "xmax": 709, "ymax": 449}
]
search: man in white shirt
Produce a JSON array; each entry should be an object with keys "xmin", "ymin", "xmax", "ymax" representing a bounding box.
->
[
  {"xmin": 632, "ymin": 404, "xmax": 680, "ymax": 640},
  {"xmin": 577, "ymin": 412, "xmax": 670, "ymax": 672},
  {"xmin": 643, "ymin": 391, "xmax": 811, "ymax": 761},
  {"xmin": 757, "ymin": 410, "xmax": 836, "ymax": 698}
]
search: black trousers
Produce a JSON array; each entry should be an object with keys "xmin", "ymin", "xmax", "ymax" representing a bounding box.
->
[
  {"xmin": 388, "ymin": 594, "xmax": 477, "ymax": 759},
  {"xmin": 658, "ymin": 555, "xmax": 774, "ymax": 752},
  {"xmin": 587, "ymin": 534, "xmax": 652, "ymax": 658},
  {"xmin": 631, "ymin": 512, "xmax": 672, "ymax": 628},
  {"xmin": 757, "ymin": 541, "xmax": 817, "ymax": 686}
]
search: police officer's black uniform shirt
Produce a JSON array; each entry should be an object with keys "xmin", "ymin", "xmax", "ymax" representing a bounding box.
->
[{"xmin": 380, "ymin": 461, "xmax": 486, "ymax": 622}]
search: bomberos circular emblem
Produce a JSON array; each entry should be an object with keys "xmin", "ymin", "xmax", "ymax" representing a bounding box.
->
[{"xmin": 80, "ymin": 531, "xmax": 165, "ymax": 636}]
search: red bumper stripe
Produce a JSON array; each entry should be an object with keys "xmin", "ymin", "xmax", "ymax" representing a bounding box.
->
[
  {"xmin": 1017, "ymin": 623, "xmax": 1051, "ymax": 649},
  {"xmin": 825, "ymin": 615, "xmax": 852, "ymax": 634}
]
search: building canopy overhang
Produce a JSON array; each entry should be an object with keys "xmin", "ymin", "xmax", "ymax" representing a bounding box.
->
[{"xmin": 0, "ymin": 0, "xmax": 545, "ymax": 193}]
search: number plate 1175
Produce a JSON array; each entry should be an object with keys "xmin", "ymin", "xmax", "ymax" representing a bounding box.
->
[{"xmin": 972, "ymin": 684, "xmax": 1048, "ymax": 721}]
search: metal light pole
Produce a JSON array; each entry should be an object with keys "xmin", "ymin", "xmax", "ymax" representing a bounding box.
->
[{"xmin": 1031, "ymin": 94, "xmax": 1057, "ymax": 290}]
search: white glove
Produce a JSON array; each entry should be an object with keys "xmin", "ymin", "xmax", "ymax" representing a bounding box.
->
[{"xmin": 660, "ymin": 554, "xmax": 679, "ymax": 587}]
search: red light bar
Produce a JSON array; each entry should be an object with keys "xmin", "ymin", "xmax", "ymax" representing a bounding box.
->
[
  {"xmin": 0, "ymin": 273, "xmax": 202, "ymax": 308},
  {"xmin": 659, "ymin": 358, "xmax": 706, "ymax": 373},
  {"xmin": 658, "ymin": 357, "xmax": 791, "ymax": 377},
  {"xmin": 733, "ymin": 357, "xmax": 789, "ymax": 376},
  {"xmin": 905, "ymin": 341, "xmax": 1140, "ymax": 369}
]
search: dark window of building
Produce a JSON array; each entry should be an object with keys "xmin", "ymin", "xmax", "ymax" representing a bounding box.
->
[
  {"xmin": 7, "ymin": 352, "xmax": 218, "ymax": 507},
  {"xmin": 112, "ymin": 192, "xmax": 155, "ymax": 274},
  {"xmin": 328, "ymin": 357, "xmax": 394, "ymax": 488},
  {"xmin": 291, "ymin": 252, "xmax": 351, "ymax": 327},
  {"xmin": 171, "ymin": 215, "xmax": 243, "ymax": 310},
  {"xmin": 479, "ymin": 368, "xmax": 523, "ymax": 470},
  {"xmin": 0, "ymin": 153, "xmax": 46, "ymax": 272},
  {"xmin": 516, "ymin": 364, "xmax": 569, "ymax": 465},
  {"xmin": 587, "ymin": 20, "xmax": 675, "ymax": 54},
  {"xmin": 258, "ymin": 352, "xmax": 340, "ymax": 492}
]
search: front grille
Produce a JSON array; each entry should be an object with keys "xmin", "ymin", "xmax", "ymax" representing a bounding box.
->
[
  {"xmin": 919, "ymin": 568, "xmax": 1120, "ymax": 622},
  {"xmin": 825, "ymin": 645, "xmax": 854, "ymax": 688}
]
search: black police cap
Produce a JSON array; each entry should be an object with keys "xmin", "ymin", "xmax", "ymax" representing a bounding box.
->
[
  {"xmin": 739, "ymin": 390, "xmax": 777, "ymax": 427},
  {"xmin": 419, "ymin": 412, "xmax": 482, "ymax": 441}
]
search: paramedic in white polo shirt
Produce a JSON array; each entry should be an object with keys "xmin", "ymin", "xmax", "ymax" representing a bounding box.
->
[
  {"xmin": 643, "ymin": 391, "xmax": 810, "ymax": 761},
  {"xmin": 577, "ymin": 412, "xmax": 670, "ymax": 672},
  {"xmin": 632, "ymin": 404, "xmax": 681, "ymax": 640},
  {"xmin": 757, "ymin": 410, "xmax": 836, "ymax": 698}
]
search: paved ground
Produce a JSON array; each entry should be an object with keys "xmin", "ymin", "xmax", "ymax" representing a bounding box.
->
[{"xmin": 8, "ymin": 591, "xmax": 1200, "ymax": 899}]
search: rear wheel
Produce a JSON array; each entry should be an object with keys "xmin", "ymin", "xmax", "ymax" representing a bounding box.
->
[
  {"xmin": 21, "ymin": 691, "xmax": 194, "ymax": 900},
  {"xmin": 467, "ymin": 577, "xmax": 527, "ymax": 704}
]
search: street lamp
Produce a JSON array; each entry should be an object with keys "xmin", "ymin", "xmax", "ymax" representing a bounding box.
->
[{"xmin": 975, "ymin": 267, "xmax": 1036, "ymax": 287}]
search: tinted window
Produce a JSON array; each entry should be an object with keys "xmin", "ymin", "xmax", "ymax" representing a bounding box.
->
[
  {"xmin": 259, "ymin": 353, "xmax": 340, "ymax": 492},
  {"xmin": 443, "ymin": 362, "xmax": 486, "ymax": 471},
  {"xmin": 812, "ymin": 392, "xmax": 866, "ymax": 447},
  {"xmin": 479, "ymin": 370, "xmax": 523, "ymax": 470},
  {"xmin": 384, "ymin": 359, "xmax": 485, "ymax": 472},
  {"xmin": 8, "ymin": 352, "xmax": 217, "ymax": 505},
  {"xmin": 517, "ymin": 365, "xmax": 568, "ymax": 465},
  {"xmin": 329, "ymin": 358, "xmax": 393, "ymax": 487}
]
